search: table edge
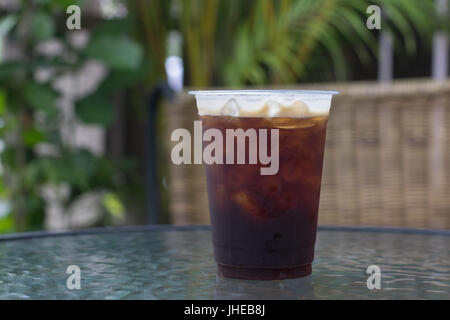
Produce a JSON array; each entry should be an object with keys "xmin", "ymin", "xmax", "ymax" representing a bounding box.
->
[{"xmin": 0, "ymin": 225, "xmax": 449, "ymax": 242}]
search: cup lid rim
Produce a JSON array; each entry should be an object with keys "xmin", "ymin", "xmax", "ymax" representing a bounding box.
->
[{"xmin": 188, "ymin": 89, "xmax": 339, "ymax": 96}]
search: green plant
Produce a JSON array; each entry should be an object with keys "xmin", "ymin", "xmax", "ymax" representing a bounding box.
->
[
  {"xmin": 130, "ymin": 0, "xmax": 437, "ymax": 87},
  {"xmin": 221, "ymin": 0, "xmax": 437, "ymax": 85},
  {"xmin": 0, "ymin": 0, "xmax": 144, "ymax": 232}
]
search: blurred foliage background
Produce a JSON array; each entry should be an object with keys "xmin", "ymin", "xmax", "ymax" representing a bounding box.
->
[{"xmin": 0, "ymin": 0, "xmax": 445, "ymax": 233}]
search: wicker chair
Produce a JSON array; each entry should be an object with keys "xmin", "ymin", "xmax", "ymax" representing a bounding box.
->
[{"xmin": 163, "ymin": 79, "xmax": 450, "ymax": 229}]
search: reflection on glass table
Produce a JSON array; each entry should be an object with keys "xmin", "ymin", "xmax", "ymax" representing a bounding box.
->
[{"xmin": 0, "ymin": 225, "xmax": 448, "ymax": 299}]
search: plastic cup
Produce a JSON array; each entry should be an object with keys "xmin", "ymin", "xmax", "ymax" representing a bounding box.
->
[{"xmin": 190, "ymin": 90, "xmax": 338, "ymax": 280}]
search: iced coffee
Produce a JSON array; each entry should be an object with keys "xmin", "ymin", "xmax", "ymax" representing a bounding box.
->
[{"xmin": 190, "ymin": 90, "xmax": 337, "ymax": 280}]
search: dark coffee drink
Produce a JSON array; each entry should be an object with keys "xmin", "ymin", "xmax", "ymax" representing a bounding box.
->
[{"xmin": 201, "ymin": 115, "xmax": 328, "ymax": 280}]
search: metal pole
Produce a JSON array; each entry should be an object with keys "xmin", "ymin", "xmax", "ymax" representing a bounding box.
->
[
  {"xmin": 432, "ymin": 0, "xmax": 448, "ymax": 81},
  {"xmin": 146, "ymin": 83, "xmax": 174, "ymax": 224},
  {"xmin": 378, "ymin": 7, "xmax": 393, "ymax": 82},
  {"xmin": 378, "ymin": 32, "xmax": 393, "ymax": 82}
]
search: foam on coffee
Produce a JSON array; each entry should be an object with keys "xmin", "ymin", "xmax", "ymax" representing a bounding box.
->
[{"xmin": 189, "ymin": 90, "xmax": 338, "ymax": 118}]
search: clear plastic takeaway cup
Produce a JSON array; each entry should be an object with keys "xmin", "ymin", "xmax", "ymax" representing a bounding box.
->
[{"xmin": 189, "ymin": 90, "xmax": 338, "ymax": 280}]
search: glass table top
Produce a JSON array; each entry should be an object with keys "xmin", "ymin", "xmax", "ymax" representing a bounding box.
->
[{"xmin": 0, "ymin": 226, "xmax": 448, "ymax": 299}]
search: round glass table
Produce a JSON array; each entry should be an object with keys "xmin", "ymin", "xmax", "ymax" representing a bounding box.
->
[{"xmin": 0, "ymin": 225, "xmax": 448, "ymax": 299}]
